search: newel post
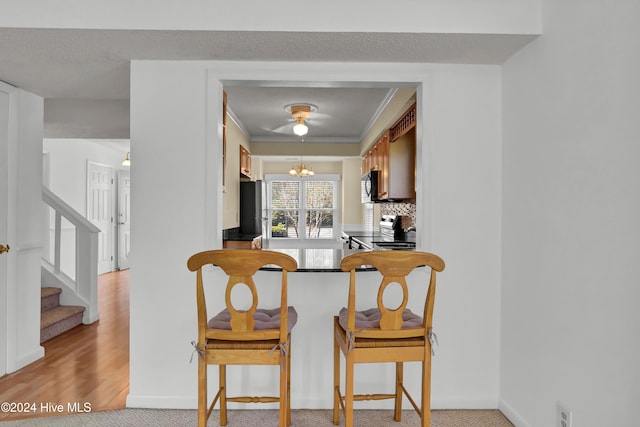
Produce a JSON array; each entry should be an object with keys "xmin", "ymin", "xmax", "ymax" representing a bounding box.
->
[{"xmin": 76, "ymin": 226, "xmax": 100, "ymax": 323}]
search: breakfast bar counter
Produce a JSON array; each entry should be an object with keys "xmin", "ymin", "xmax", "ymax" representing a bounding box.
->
[{"xmin": 260, "ymin": 248, "xmax": 375, "ymax": 272}]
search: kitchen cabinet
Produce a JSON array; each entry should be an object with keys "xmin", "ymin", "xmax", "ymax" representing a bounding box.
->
[
  {"xmin": 376, "ymin": 131, "xmax": 390, "ymax": 199},
  {"xmin": 361, "ymin": 103, "xmax": 416, "ymax": 201},
  {"xmin": 240, "ymin": 145, "xmax": 252, "ymax": 178},
  {"xmin": 382, "ymin": 103, "xmax": 416, "ymax": 200},
  {"xmin": 361, "ymin": 153, "xmax": 368, "ymax": 174},
  {"xmin": 389, "ymin": 102, "xmax": 416, "ymax": 141},
  {"xmin": 382, "ymin": 126, "xmax": 415, "ymax": 200},
  {"xmin": 361, "ymin": 136, "xmax": 382, "ymax": 174},
  {"xmin": 361, "ymin": 146, "xmax": 373, "ymax": 174}
]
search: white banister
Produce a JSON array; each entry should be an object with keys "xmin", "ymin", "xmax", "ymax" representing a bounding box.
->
[
  {"xmin": 54, "ymin": 211, "xmax": 62, "ymax": 274},
  {"xmin": 42, "ymin": 186, "xmax": 101, "ymax": 323}
]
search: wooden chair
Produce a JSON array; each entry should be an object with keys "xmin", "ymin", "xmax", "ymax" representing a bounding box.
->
[
  {"xmin": 187, "ymin": 249, "xmax": 298, "ymax": 427},
  {"xmin": 333, "ymin": 251, "xmax": 445, "ymax": 427}
]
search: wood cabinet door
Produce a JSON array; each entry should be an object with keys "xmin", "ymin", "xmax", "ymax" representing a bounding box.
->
[
  {"xmin": 240, "ymin": 145, "xmax": 251, "ymax": 178},
  {"xmin": 377, "ymin": 132, "xmax": 390, "ymax": 200},
  {"xmin": 388, "ymin": 128, "xmax": 416, "ymax": 200},
  {"xmin": 366, "ymin": 149, "xmax": 374, "ymax": 174}
]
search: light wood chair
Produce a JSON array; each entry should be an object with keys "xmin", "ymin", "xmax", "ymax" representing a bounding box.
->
[
  {"xmin": 187, "ymin": 249, "xmax": 298, "ymax": 427},
  {"xmin": 333, "ymin": 251, "xmax": 445, "ymax": 427}
]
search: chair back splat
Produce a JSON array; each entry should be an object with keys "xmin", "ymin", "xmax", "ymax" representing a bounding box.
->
[
  {"xmin": 333, "ymin": 251, "xmax": 445, "ymax": 427},
  {"xmin": 187, "ymin": 249, "xmax": 298, "ymax": 427}
]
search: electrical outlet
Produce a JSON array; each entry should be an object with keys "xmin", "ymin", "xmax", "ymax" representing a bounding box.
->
[{"xmin": 557, "ymin": 402, "xmax": 572, "ymax": 427}]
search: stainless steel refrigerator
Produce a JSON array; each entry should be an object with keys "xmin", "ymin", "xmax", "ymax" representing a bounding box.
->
[{"xmin": 240, "ymin": 180, "xmax": 262, "ymax": 236}]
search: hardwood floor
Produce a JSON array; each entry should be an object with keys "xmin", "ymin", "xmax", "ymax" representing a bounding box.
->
[{"xmin": 0, "ymin": 270, "xmax": 129, "ymax": 421}]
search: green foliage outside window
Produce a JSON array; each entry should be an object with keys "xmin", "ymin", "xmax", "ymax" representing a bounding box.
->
[{"xmin": 271, "ymin": 222, "xmax": 288, "ymax": 237}]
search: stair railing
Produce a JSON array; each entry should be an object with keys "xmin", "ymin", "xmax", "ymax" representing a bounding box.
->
[{"xmin": 42, "ymin": 186, "xmax": 101, "ymax": 323}]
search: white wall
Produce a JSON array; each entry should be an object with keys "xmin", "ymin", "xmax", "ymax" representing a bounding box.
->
[
  {"xmin": 342, "ymin": 157, "xmax": 364, "ymax": 228},
  {"xmin": 501, "ymin": 1, "xmax": 640, "ymax": 426},
  {"xmin": 419, "ymin": 65, "xmax": 502, "ymax": 408},
  {"xmin": 43, "ymin": 139, "xmax": 128, "ymax": 214},
  {"xmin": 42, "ymin": 138, "xmax": 128, "ymax": 275},
  {"xmin": 129, "ymin": 61, "xmax": 212, "ymax": 405},
  {"xmin": 128, "ymin": 61, "xmax": 502, "ymax": 410}
]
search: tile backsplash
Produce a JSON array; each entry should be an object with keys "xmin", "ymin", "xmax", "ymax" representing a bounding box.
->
[{"xmin": 380, "ymin": 199, "xmax": 416, "ymax": 228}]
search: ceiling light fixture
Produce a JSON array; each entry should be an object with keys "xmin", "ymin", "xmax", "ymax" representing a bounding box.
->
[
  {"xmin": 122, "ymin": 152, "xmax": 131, "ymax": 166},
  {"xmin": 293, "ymin": 121, "xmax": 308, "ymax": 136},
  {"xmin": 287, "ymin": 104, "xmax": 313, "ymax": 137},
  {"xmin": 288, "ymin": 163, "xmax": 314, "ymax": 177}
]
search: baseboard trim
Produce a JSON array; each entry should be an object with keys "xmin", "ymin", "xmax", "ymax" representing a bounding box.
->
[
  {"xmin": 499, "ymin": 398, "xmax": 531, "ymax": 427},
  {"xmin": 15, "ymin": 346, "xmax": 45, "ymax": 372},
  {"xmin": 431, "ymin": 396, "xmax": 498, "ymax": 409},
  {"xmin": 83, "ymin": 311, "xmax": 100, "ymax": 324}
]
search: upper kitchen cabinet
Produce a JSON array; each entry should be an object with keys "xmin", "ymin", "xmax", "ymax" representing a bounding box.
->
[
  {"xmin": 374, "ymin": 131, "xmax": 390, "ymax": 199},
  {"xmin": 363, "ymin": 103, "xmax": 416, "ymax": 201},
  {"xmin": 240, "ymin": 144, "xmax": 252, "ymax": 179},
  {"xmin": 362, "ymin": 140, "xmax": 377, "ymax": 175},
  {"xmin": 389, "ymin": 102, "xmax": 416, "ymax": 142}
]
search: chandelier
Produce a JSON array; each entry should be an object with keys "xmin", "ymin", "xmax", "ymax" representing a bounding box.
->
[{"xmin": 288, "ymin": 163, "xmax": 314, "ymax": 177}]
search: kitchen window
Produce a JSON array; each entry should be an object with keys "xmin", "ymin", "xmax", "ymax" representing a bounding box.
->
[{"xmin": 265, "ymin": 174, "xmax": 339, "ymax": 243}]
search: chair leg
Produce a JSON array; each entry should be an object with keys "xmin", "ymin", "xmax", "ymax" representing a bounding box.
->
[
  {"xmin": 333, "ymin": 320, "xmax": 340, "ymax": 425},
  {"xmin": 198, "ymin": 357, "xmax": 207, "ymax": 427},
  {"xmin": 220, "ymin": 365, "xmax": 227, "ymax": 426},
  {"xmin": 344, "ymin": 352, "xmax": 354, "ymax": 427},
  {"xmin": 279, "ymin": 352, "xmax": 288, "ymax": 427},
  {"xmin": 422, "ymin": 356, "xmax": 432, "ymax": 427},
  {"xmin": 287, "ymin": 342, "xmax": 292, "ymax": 426},
  {"xmin": 394, "ymin": 362, "xmax": 404, "ymax": 421}
]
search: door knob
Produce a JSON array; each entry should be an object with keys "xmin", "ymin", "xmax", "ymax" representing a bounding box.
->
[{"xmin": 0, "ymin": 244, "xmax": 9, "ymax": 254}]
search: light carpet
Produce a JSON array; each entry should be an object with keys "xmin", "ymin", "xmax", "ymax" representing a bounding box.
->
[{"xmin": 1, "ymin": 409, "xmax": 514, "ymax": 426}]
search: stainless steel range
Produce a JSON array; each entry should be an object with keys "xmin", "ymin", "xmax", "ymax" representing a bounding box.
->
[{"xmin": 373, "ymin": 215, "xmax": 416, "ymax": 250}]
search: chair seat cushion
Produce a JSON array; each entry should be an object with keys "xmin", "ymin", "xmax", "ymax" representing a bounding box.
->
[
  {"xmin": 208, "ymin": 306, "xmax": 298, "ymax": 332},
  {"xmin": 338, "ymin": 307, "xmax": 423, "ymax": 330}
]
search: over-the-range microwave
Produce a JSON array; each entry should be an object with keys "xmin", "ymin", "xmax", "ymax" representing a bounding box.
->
[{"xmin": 361, "ymin": 170, "xmax": 379, "ymax": 203}]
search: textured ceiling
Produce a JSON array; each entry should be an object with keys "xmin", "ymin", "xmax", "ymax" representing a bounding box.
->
[
  {"xmin": 224, "ymin": 86, "xmax": 396, "ymax": 143},
  {"xmin": 0, "ymin": 28, "xmax": 536, "ymax": 139}
]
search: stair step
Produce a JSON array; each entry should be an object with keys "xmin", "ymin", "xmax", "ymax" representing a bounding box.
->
[
  {"xmin": 40, "ymin": 305, "xmax": 85, "ymax": 343},
  {"xmin": 41, "ymin": 287, "xmax": 62, "ymax": 312}
]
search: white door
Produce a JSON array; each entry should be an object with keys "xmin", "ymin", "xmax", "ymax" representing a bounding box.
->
[
  {"xmin": 0, "ymin": 87, "xmax": 14, "ymax": 376},
  {"xmin": 117, "ymin": 170, "xmax": 131, "ymax": 270},
  {"xmin": 87, "ymin": 162, "xmax": 114, "ymax": 274}
]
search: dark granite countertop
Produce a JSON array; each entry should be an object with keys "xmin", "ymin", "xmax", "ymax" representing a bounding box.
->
[
  {"xmin": 342, "ymin": 229, "xmax": 416, "ymax": 250},
  {"xmin": 342, "ymin": 229, "xmax": 383, "ymax": 238},
  {"xmin": 259, "ymin": 248, "xmax": 376, "ymax": 272}
]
